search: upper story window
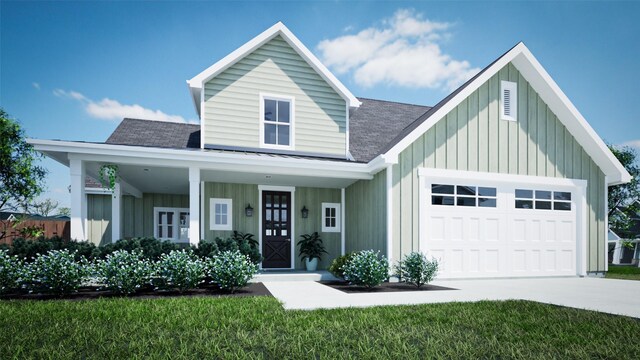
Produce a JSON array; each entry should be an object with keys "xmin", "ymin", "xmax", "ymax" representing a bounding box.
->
[
  {"xmin": 500, "ymin": 81, "xmax": 517, "ymax": 122},
  {"xmin": 261, "ymin": 94, "xmax": 294, "ymax": 149}
]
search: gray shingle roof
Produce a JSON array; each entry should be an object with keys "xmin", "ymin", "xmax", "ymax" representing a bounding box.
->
[
  {"xmin": 106, "ymin": 118, "xmax": 200, "ymax": 149},
  {"xmin": 104, "ymin": 99, "xmax": 431, "ymax": 163},
  {"xmin": 349, "ymin": 98, "xmax": 430, "ymax": 162}
]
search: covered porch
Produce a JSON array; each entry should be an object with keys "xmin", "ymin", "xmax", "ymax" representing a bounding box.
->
[{"xmin": 31, "ymin": 140, "xmax": 382, "ymax": 270}]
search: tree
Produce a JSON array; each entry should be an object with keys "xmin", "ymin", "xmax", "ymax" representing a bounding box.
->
[
  {"xmin": 57, "ymin": 207, "xmax": 71, "ymax": 217},
  {"xmin": 32, "ymin": 198, "xmax": 59, "ymax": 217},
  {"xmin": 608, "ymin": 145, "xmax": 640, "ymax": 239},
  {"xmin": 0, "ymin": 109, "xmax": 47, "ymax": 213}
]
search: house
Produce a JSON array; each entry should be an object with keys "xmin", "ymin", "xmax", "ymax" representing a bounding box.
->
[
  {"xmin": 30, "ymin": 22, "xmax": 631, "ymax": 277},
  {"xmin": 609, "ymin": 202, "xmax": 640, "ymax": 266}
]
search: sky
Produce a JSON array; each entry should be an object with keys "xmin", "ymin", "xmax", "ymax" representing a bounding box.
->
[{"xmin": 1, "ymin": 1, "xmax": 639, "ymax": 210}]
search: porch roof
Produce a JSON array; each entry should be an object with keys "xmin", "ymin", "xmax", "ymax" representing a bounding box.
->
[{"xmin": 30, "ymin": 139, "xmax": 378, "ymax": 193}]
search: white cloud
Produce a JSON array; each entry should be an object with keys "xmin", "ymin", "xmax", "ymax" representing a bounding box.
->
[
  {"xmin": 620, "ymin": 140, "xmax": 640, "ymax": 149},
  {"xmin": 53, "ymin": 89, "xmax": 196, "ymax": 123},
  {"xmin": 317, "ymin": 9, "xmax": 479, "ymax": 91},
  {"xmin": 32, "ymin": 82, "xmax": 40, "ymax": 90}
]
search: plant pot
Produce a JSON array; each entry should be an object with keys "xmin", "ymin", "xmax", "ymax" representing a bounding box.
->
[{"xmin": 305, "ymin": 258, "xmax": 319, "ymax": 271}]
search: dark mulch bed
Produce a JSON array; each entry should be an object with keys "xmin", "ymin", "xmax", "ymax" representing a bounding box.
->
[
  {"xmin": 320, "ymin": 280, "xmax": 457, "ymax": 294},
  {"xmin": 0, "ymin": 282, "xmax": 272, "ymax": 301}
]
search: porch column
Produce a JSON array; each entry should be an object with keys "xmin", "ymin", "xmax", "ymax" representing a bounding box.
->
[
  {"xmin": 69, "ymin": 158, "xmax": 86, "ymax": 241},
  {"xmin": 612, "ymin": 241, "xmax": 622, "ymax": 265},
  {"xmin": 341, "ymin": 188, "xmax": 346, "ymax": 256},
  {"xmin": 111, "ymin": 181, "xmax": 121, "ymax": 243},
  {"xmin": 189, "ymin": 167, "xmax": 201, "ymax": 246}
]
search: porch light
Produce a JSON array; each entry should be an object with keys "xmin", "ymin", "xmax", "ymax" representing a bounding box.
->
[
  {"xmin": 245, "ymin": 204, "xmax": 254, "ymax": 217},
  {"xmin": 301, "ymin": 206, "xmax": 309, "ymax": 219}
]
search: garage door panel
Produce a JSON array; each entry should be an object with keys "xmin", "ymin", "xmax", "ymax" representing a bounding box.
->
[
  {"xmin": 423, "ymin": 180, "xmax": 578, "ymax": 279},
  {"xmin": 430, "ymin": 217, "xmax": 446, "ymax": 240}
]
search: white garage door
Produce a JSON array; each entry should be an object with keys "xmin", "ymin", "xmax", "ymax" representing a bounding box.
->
[{"xmin": 422, "ymin": 178, "xmax": 579, "ymax": 279}]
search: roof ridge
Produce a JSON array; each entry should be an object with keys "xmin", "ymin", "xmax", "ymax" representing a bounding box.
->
[
  {"xmin": 121, "ymin": 118, "xmax": 200, "ymax": 126},
  {"xmin": 356, "ymin": 97, "xmax": 431, "ymax": 109}
]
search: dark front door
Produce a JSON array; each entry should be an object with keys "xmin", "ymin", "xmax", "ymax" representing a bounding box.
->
[{"xmin": 262, "ymin": 191, "xmax": 292, "ymax": 268}]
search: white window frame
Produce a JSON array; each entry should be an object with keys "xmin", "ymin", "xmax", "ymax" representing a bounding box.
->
[
  {"xmin": 259, "ymin": 93, "xmax": 295, "ymax": 150},
  {"xmin": 321, "ymin": 202, "xmax": 341, "ymax": 233},
  {"xmin": 210, "ymin": 198, "xmax": 232, "ymax": 231},
  {"xmin": 154, "ymin": 207, "xmax": 190, "ymax": 242},
  {"xmin": 500, "ymin": 80, "xmax": 517, "ymax": 122}
]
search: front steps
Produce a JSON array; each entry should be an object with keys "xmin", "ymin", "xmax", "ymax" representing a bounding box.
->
[{"xmin": 251, "ymin": 270, "xmax": 338, "ymax": 282}]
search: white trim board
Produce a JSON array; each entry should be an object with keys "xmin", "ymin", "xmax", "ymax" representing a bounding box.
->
[
  {"xmin": 187, "ymin": 21, "xmax": 360, "ymax": 117},
  {"xmin": 381, "ymin": 43, "xmax": 630, "ymax": 186}
]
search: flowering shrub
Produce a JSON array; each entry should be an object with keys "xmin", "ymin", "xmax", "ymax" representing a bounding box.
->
[
  {"xmin": 328, "ymin": 252, "xmax": 356, "ymax": 279},
  {"xmin": 23, "ymin": 249, "xmax": 90, "ymax": 295},
  {"xmin": 95, "ymin": 250, "xmax": 153, "ymax": 295},
  {"xmin": 0, "ymin": 250, "xmax": 22, "ymax": 293},
  {"xmin": 207, "ymin": 250, "xmax": 258, "ymax": 293},
  {"xmin": 342, "ymin": 250, "xmax": 388, "ymax": 288},
  {"xmin": 155, "ymin": 250, "xmax": 205, "ymax": 292},
  {"xmin": 394, "ymin": 252, "xmax": 439, "ymax": 288}
]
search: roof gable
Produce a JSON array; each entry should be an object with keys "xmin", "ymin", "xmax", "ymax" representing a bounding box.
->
[
  {"xmin": 381, "ymin": 43, "xmax": 631, "ymax": 185},
  {"xmin": 187, "ymin": 22, "xmax": 360, "ymax": 116}
]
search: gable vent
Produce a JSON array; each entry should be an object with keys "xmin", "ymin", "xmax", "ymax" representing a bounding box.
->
[{"xmin": 501, "ymin": 80, "xmax": 517, "ymax": 121}]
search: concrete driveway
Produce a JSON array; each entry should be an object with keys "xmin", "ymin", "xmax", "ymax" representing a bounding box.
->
[{"xmin": 264, "ymin": 277, "xmax": 640, "ymax": 318}]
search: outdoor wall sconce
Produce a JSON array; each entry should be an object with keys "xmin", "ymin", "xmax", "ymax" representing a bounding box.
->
[
  {"xmin": 245, "ymin": 204, "xmax": 254, "ymax": 217},
  {"xmin": 301, "ymin": 206, "xmax": 309, "ymax": 219}
]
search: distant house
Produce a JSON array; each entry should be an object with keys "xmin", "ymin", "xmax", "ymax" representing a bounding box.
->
[
  {"xmin": 610, "ymin": 202, "xmax": 640, "ymax": 266},
  {"xmin": 30, "ymin": 22, "xmax": 630, "ymax": 277}
]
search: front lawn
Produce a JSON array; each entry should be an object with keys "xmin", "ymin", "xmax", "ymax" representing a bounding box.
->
[
  {"xmin": 607, "ymin": 264, "xmax": 640, "ymax": 280},
  {"xmin": 1, "ymin": 298, "xmax": 639, "ymax": 359}
]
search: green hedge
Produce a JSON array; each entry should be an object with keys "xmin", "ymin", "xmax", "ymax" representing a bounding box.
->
[{"xmin": 2, "ymin": 232, "xmax": 262, "ymax": 264}]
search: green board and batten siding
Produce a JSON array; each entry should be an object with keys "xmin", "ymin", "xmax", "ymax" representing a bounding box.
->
[
  {"xmin": 345, "ymin": 170, "xmax": 387, "ymax": 255},
  {"xmin": 200, "ymin": 183, "xmax": 344, "ymax": 270},
  {"xmin": 202, "ymin": 183, "xmax": 259, "ymax": 240},
  {"xmin": 391, "ymin": 62, "xmax": 607, "ymax": 273},
  {"xmin": 86, "ymin": 193, "xmax": 189, "ymax": 246},
  {"xmin": 203, "ymin": 35, "xmax": 347, "ymax": 157},
  {"xmin": 87, "ymin": 185, "xmax": 342, "ymax": 270},
  {"xmin": 294, "ymin": 187, "xmax": 342, "ymax": 270},
  {"xmin": 86, "ymin": 195, "xmax": 111, "ymax": 246}
]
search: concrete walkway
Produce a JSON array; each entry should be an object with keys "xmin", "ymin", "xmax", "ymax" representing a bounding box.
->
[{"xmin": 264, "ymin": 277, "xmax": 640, "ymax": 318}]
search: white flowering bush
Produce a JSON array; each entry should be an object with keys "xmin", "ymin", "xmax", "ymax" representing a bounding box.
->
[
  {"xmin": 342, "ymin": 250, "xmax": 389, "ymax": 288},
  {"xmin": 23, "ymin": 249, "xmax": 90, "ymax": 295},
  {"xmin": 207, "ymin": 250, "xmax": 258, "ymax": 293},
  {"xmin": 95, "ymin": 250, "xmax": 153, "ymax": 295},
  {"xmin": 155, "ymin": 250, "xmax": 205, "ymax": 292},
  {"xmin": 0, "ymin": 250, "xmax": 23, "ymax": 294},
  {"xmin": 394, "ymin": 252, "xmax": 439, "ymax": 288}
]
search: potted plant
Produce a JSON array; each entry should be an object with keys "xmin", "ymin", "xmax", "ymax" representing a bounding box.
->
[{"xmin": 297, "ymin": 232, "xmax": 327, "ymax": 271}]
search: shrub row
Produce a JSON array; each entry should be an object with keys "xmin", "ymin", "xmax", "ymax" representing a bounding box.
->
[
  {"xmin": 0, "ymin": 248, "xmax": 258, "ymax": 296},
  {"xmin": 329, "ymin": 250, "xmax": 439, "ymax": 288},
  {"xmin": 0, "ymin": 232, "xmax": 262, "ymax": 264}
]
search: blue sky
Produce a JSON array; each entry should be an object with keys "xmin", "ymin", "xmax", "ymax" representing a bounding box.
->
[{"xmin": 2, "ymin": 1, "xmax": 639, "ymax": 209}]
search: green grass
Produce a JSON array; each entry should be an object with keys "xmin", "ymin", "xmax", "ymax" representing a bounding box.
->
[
  {"xmin": 606, "ymin": 264, "xmax": 640, "ymax": 280},
  {"xmin": 1, "ymin": 297, "xmax": 639, "ymax": 359}
]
